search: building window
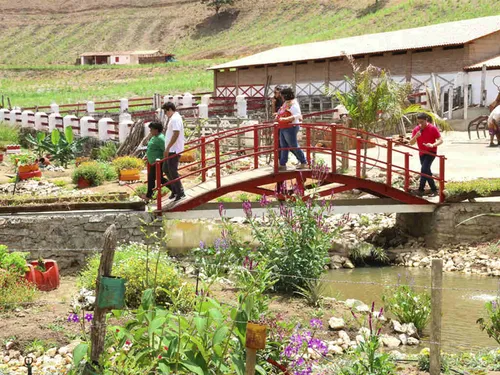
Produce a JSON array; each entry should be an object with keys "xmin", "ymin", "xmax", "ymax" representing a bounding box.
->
[{"xmin": 115, "ymin": 57, "xmax": 119, "ymax": 63}]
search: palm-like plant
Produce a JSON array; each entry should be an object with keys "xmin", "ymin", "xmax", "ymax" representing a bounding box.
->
[{"xmin": 335, "ymin": 55, "xmax": 449, "ymax": 177}]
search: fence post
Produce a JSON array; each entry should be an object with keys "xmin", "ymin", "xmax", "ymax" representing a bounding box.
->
[
  {"xmin": 173, "ymin": 94, "xmax": 182, "ymax": 107},
  {"xmin": 306, "ymin": 126, "xmax": 312, "ymax": 163},
  {"xmin": 87, "ymin": 101, "xmax": 95, "ymax": 113},
  {"xmin": 90, "ymin": 225, "xmax": 117, "ymax": 367},
  {"xmin": 98, "ymin": 118, "xmax": 112, "ymax": 141},
  {"xmin": 63, "ymin": 115, "xmax": 77, "ymax": 131},
  {"xmin": 201, "ymin": 137, "xmax": 206, "ymax": 182},
  {"xmin": 21, "ymin": 110, "xmax": 34, "ymax": 128},
  {"xmin": 120, "ymin": 98, "xmax": 128, "ymax": 113},
  {"xmin": 355, "ymin": 136, "xmax": 361, "ymax": 178},
  {"xmin": 236, "ymin": 95, "xmax": 247, "ymax": 118},
  {"xmin": 430, "ymin": 259, "xmax": 443, "ymax": 375},
  {"xmin": 50, "ymin": 103, "xmax": 59, "ymax": 114},
  {"xmin": 10, "ymin": 109, "xmax": 21, "ymax": 125},
  {"xmin": 341, "ymin": 130, "xmax": 349, "ymax": 171},
  {"xmin": 183, "ymin": 92, "xmax": 193, "ymax": 108},
  {"xmin": 198, "ymin": 104, "xmax": 208, "ymax": 119},
  {"xmin": 331, "ymin": 125, "xmax": 337, "ymax": 173},
  {"xmin": 80, "ymin": 116, "xmax": 94, "ymax": 137},
  {"xmin": 386, "ymin": 138, "xmax": 393, "ymax": 187},
  {"xmin": 245, "ymin": 322, "xmax": 266, "ymax": 375},
  {"xmin": 156, "ymin": 160, "xmax": 162, "ymax": 212},
  {"xmin": 119, "ymin": 113, "xmax": 133, "ymax": 143},
  {"xmin": 0, "ymin": 108, "xmax": 9, "ymax": 122},
  {"xmin": 34, "ymin": 112, "xmax": 46, "ymax": 131},
  {"xmin": 48, "ymin": 113, "xmax": 59, "ymax": 132},
  {"xmin": 215, "ymin": 138, "xmax": 221, "ymax": 188}
]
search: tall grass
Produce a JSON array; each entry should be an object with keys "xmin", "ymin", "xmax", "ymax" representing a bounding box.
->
[{"xmin": 0, "ymin": 122, "xmax": 20, "ymax": 147}]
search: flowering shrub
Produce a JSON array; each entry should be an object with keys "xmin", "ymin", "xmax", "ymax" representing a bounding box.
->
[
  {"xmin": 382, "ymin": 281, "xmax": 431, "ymax": 334},
  {"xmin": 282, "ymin": 319, "xmax": 329, "ymax": 375},
  {"xmin": 0, "ymin": 270, "xmax": 37, "ymax": 311},
  {"xmin": 0, "ymin": 244, "xmax": 29, "ymax": 275},
  {"xmin": 340, "ymin": 303, "xmax": 395, "ymax": 375},
  {"xmin": 246, "ymin": 187, "xmax": 337, "ymax": 292},
  {"xmin": 477, "ymin": 298, "xmax": 500, "ymax": 345}
]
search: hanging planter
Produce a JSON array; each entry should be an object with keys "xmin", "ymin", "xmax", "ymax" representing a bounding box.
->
[
  {"xmin": 25, "ymin": 259, "xmax": 60, "ymax": 291},
  {"xmin": 97, "ymin": 276, "xmax": 126, "ymax": 309},
  {"xmin": 119, "ymin": 169, "xmax": 140, "ymax": 181}
]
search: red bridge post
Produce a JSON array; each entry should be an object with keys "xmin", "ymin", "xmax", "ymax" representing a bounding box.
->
[
  {"xmin": 201, "ymin": 136, "xmax": 206, "ymax": 182},
  {"xmin": 356, "ymin": 136, "xmax": 362, "ymax": 178},
  {"xmin": 439, "ymin": 156, "xmax": 445, "ymax": 203},
  {"xmin": 404, "ymin": 153, "xmax": 410, "ymax": 192},
  {"xmin": 253, "ymin": 127, "xmax": 259, "ymax": 169},
  {"xmin": 386, "ymin": 137, "xmax": 393, "ymax": 187},
  {"xmin": 331, "ymin": 125, "xmax": 337, "ymax": 173},
  {"xmin": 273, "ymin": 126, "xmax": 279, "ymax": 173},
  {"xmin": 215, "ymin": 138, "xmax": 221, "ymax": 188},
  {"xmin": 306, "ymin": 126, "xmax": 312, "ymax": 163},
  {"xmin": 156, "ymin": 160, "xmax": 162, "ymax": 211}
]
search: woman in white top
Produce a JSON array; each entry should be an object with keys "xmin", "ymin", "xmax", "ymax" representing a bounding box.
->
[{"xmin": 276, "ymin": 87, "xmax": 308, "ymax": 170}]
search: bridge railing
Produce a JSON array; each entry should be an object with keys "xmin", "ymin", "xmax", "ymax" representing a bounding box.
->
[{"xmin": 152, "ymin": 122, "xmax": 446, "ymax": 211}]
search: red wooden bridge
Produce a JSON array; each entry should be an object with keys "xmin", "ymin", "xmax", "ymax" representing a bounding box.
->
[{"xmin": 151, "ymin": 122, "xmax": 446, "ymax": 214}]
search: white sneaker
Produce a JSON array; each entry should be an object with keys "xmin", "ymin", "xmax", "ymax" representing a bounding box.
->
[
  {"xmin": 278, "ymin": 165, "xmax": 287, "ymax": 171},
  {"xmin": 296, "ymin": 163, "xmax": 308, "ymax": 170}
]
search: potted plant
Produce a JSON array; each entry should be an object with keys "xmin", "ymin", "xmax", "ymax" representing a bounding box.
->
[
  {"xmin": 72, "ymin": 161, "xmax": 105, "ymax": 188},
  {"xmin": 112, "ymin": 156, "xmax": 144, "ymax": 181},
  {"xmin": 11, "ymin": 153, "xmax": 42, "ymax": 179}
]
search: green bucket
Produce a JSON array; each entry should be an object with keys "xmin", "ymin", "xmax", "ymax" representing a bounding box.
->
[
  {"xmin": 97, "ymin": 276, "xmax": 125, "ymax": 309},
  {"xmin": 83, "ymin": 363, "xmax": 100, "ymax": 375}
]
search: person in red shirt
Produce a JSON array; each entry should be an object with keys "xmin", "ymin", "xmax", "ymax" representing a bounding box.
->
[{"xmin": 409, "ymin": 113, "xmax": 443, "ymax": 197}]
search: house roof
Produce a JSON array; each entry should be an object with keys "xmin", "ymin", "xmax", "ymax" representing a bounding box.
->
[
  {"xmin": 465, "ymin": 54, "xmax": 500, "ymax": 71},
  {"xmin": 209, "ymin": 15, "xmax": 500, "ymax": 70},
  {"xmin": 80, "ymin": 50, "xmax": 163, "ymax": 57}
]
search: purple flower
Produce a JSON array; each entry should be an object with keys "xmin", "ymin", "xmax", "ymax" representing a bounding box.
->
[
  {"xmin": 259, "ymin": 194, "xmax": 270, "ymax": 207},
  {"xmin": 84, "ymin": 313, "xmax": 93, "ymax": 322},
  {"xmin": 68, "ymin": 313, "xmax": 80, "ymax": 323},
  {"xmin": 199, "ymin": 241, "xmax": 205, "ymax": 249},
  {"xmin": 242, "ymin": 201, "xmax": 252, "ymax": 218},
  {"xmin": 309, "ymin": 319, "xmax": 323, "ymax": 330},
  {"xmin": 218, "ymin": 203, "xmax": 225, "ymax": 217}
]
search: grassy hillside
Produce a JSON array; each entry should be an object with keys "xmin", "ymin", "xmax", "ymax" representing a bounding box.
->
[
  {"xmin": 0, "ymin": 0, "xmax": 499, "ymax": 107},
  {"xmin": 0, "ymin": 0, "xmax": 499, "ymax": 65}
]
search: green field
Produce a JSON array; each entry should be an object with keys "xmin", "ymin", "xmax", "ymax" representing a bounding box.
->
[{"xmin": 0, "ymin": 0, "xmax": 499, "ymax": 108}]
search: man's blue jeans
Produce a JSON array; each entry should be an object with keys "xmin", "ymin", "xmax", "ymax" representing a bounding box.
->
[{"xmin": 279, "ymin": 126, "xmax": 307, "ymax": 166}]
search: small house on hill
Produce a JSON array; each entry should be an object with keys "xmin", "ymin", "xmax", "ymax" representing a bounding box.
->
[
  {"xmin": 79, "ymin": 50, "xmax": 175, "ymax": 65},
  {"xmin": 208, "ymin": 16, "xmax": 500, "ymax": 112}
]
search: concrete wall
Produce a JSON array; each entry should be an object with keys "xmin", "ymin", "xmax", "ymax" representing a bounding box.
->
[
  {"xmin": 467, "ymin": 30, "xmax": 500, "ymax": 66},
  {"xmin": 397, "ymin": 202, "xmax": 500, "ymax": 248}
]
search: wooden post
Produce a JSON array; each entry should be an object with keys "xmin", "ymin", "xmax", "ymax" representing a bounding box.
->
[
  {"xmin": 246, "ymin": 348, "xmax": 257, "ymax": 375},
  {"xmin": 430, "ymin": 259, "xmax": 443, "ymax": 375},
  {"xmin": 480, "ymin": 64, "xmax": 487, "ymax": 107},
  {"xmin": 90, "ymin": 225, "xmax": 118, "ymax": 366},
  {"xmin": 341, "ymin": 131, "xmax": 349, "ymax": 171}
]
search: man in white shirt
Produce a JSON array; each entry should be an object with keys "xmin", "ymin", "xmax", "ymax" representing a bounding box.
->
[{"xmin": 162, "ymin": 102, "xmax": 185, "ymax": 201}]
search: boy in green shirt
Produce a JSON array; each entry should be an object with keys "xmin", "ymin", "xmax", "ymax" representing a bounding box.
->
[{"xmin": 145, "ymin": 122, "xmax": 167, "ymax": 201}]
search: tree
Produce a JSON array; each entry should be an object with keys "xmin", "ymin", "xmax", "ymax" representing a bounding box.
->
[
  {"xmin": 201, "ymin": 0, "xmax": 236, "ymax": 15},
  {"xmin": 335, "ymin": 55, "xmax": 448, "ymax": 178}
]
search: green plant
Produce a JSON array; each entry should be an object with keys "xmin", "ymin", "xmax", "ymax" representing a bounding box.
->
[
  {"xmin": 24, "ymin": 339, "xmax": 56, "ymax": 355},
  {"xmin": 359, "ymin": 215, "xmax": 371, "ymax": 227},
  {"xmin": 78, "ymin": 243, "xmax": 195, "ymax": 310},
  {"xmin": 52, "ymin": 179, "xmax": 67, "ymax": 187},
  {"xmin": 25, "ymin": 131, "xmax": 47, "ymax": 158},
  {"xmin": 417, "ymin": 348, "xmax": 449, "ymax": 373},
  {"xmin": 134, "ymin": 184, "xmax": 168, "ymax": 200},
  {"xmin": 95, "ymin": 142, "xmax": 117, "ymax": 162},
  {"xmin": 0, "ymin": 245, "xmax": 29, "ymax": 275},
  {"xmin": 201, "ymin": 0, "xmax": 235, "ymax": 15},
  {"xmin": 0, "ymin": 270, "xmax": 38, "ymax": 311},
  {"xmin": 486, "ymin": 240, "xmax": 500, "ymax": 254},
  {"xmin": 382, "ymin": 282, "xmax": 431, "ymax": 334},
  {"xmin": 477, "ymin": 298, "xmax": 500, "ymax": 345},
  {"xmin": 349, "ymin": 242, "xmax": 389, "ymax": 265},
  {"xmin": 111, "ymin": 156, "xmax": 144, "ymax": 172},
  {"xmin": 294, "ymin": 278, "xmax": 328, "ymax": 307},
  {"xmin": 72, "ymin": 161, "xmax": 105, "ymax": 186},
  {"xmin": 447, "ymin": 178, "xmax": 500, "ymax": 197},
  {"xmin": 237, "ymin": 192, "xmax": 249, "ymax": 202},
  {"xmin": 96, "ymin": 162, "xmax": 118, "ymax": 181},
  {"xmin": 27, "ymin": 128, "xmax": 85, "ymax": 168},
  {"xmin": 0, "ymin": 122, "xmax": 19, "ymax": 147},
  {"xmin": 216, "ymin": 196, "xmax": 233, "ymax": 203},
  {"xmin": 10, "ymin": 152, "xmax": 36, "ymax": 166},
  {"xmin": 340, "ymin": 303, "xmax": 395, "ymax": 375}
]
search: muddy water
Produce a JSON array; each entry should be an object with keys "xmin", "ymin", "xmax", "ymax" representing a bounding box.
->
[{"xmin": 324, "ymin": 267, "xmax": 500, "ymax": 352}]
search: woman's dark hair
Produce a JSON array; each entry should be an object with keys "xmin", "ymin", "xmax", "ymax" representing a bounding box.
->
[
  {"xmin": 281, "ymin": 87, "xmax": 295, "ymax": 101},
  {"xmin": 417, "ymin": 113, "xmax": 429, "ymax": 120},
  {"xmin": 162, "ymin": 102, "xmax": 176, "ymax": 112},
  {"xmin": 149, "ymin": 121, "xmax": 163, "ymax": 133},
  {"xmin": 274, "ymin": 86, "xmax": 282, "ymax": 93}
]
